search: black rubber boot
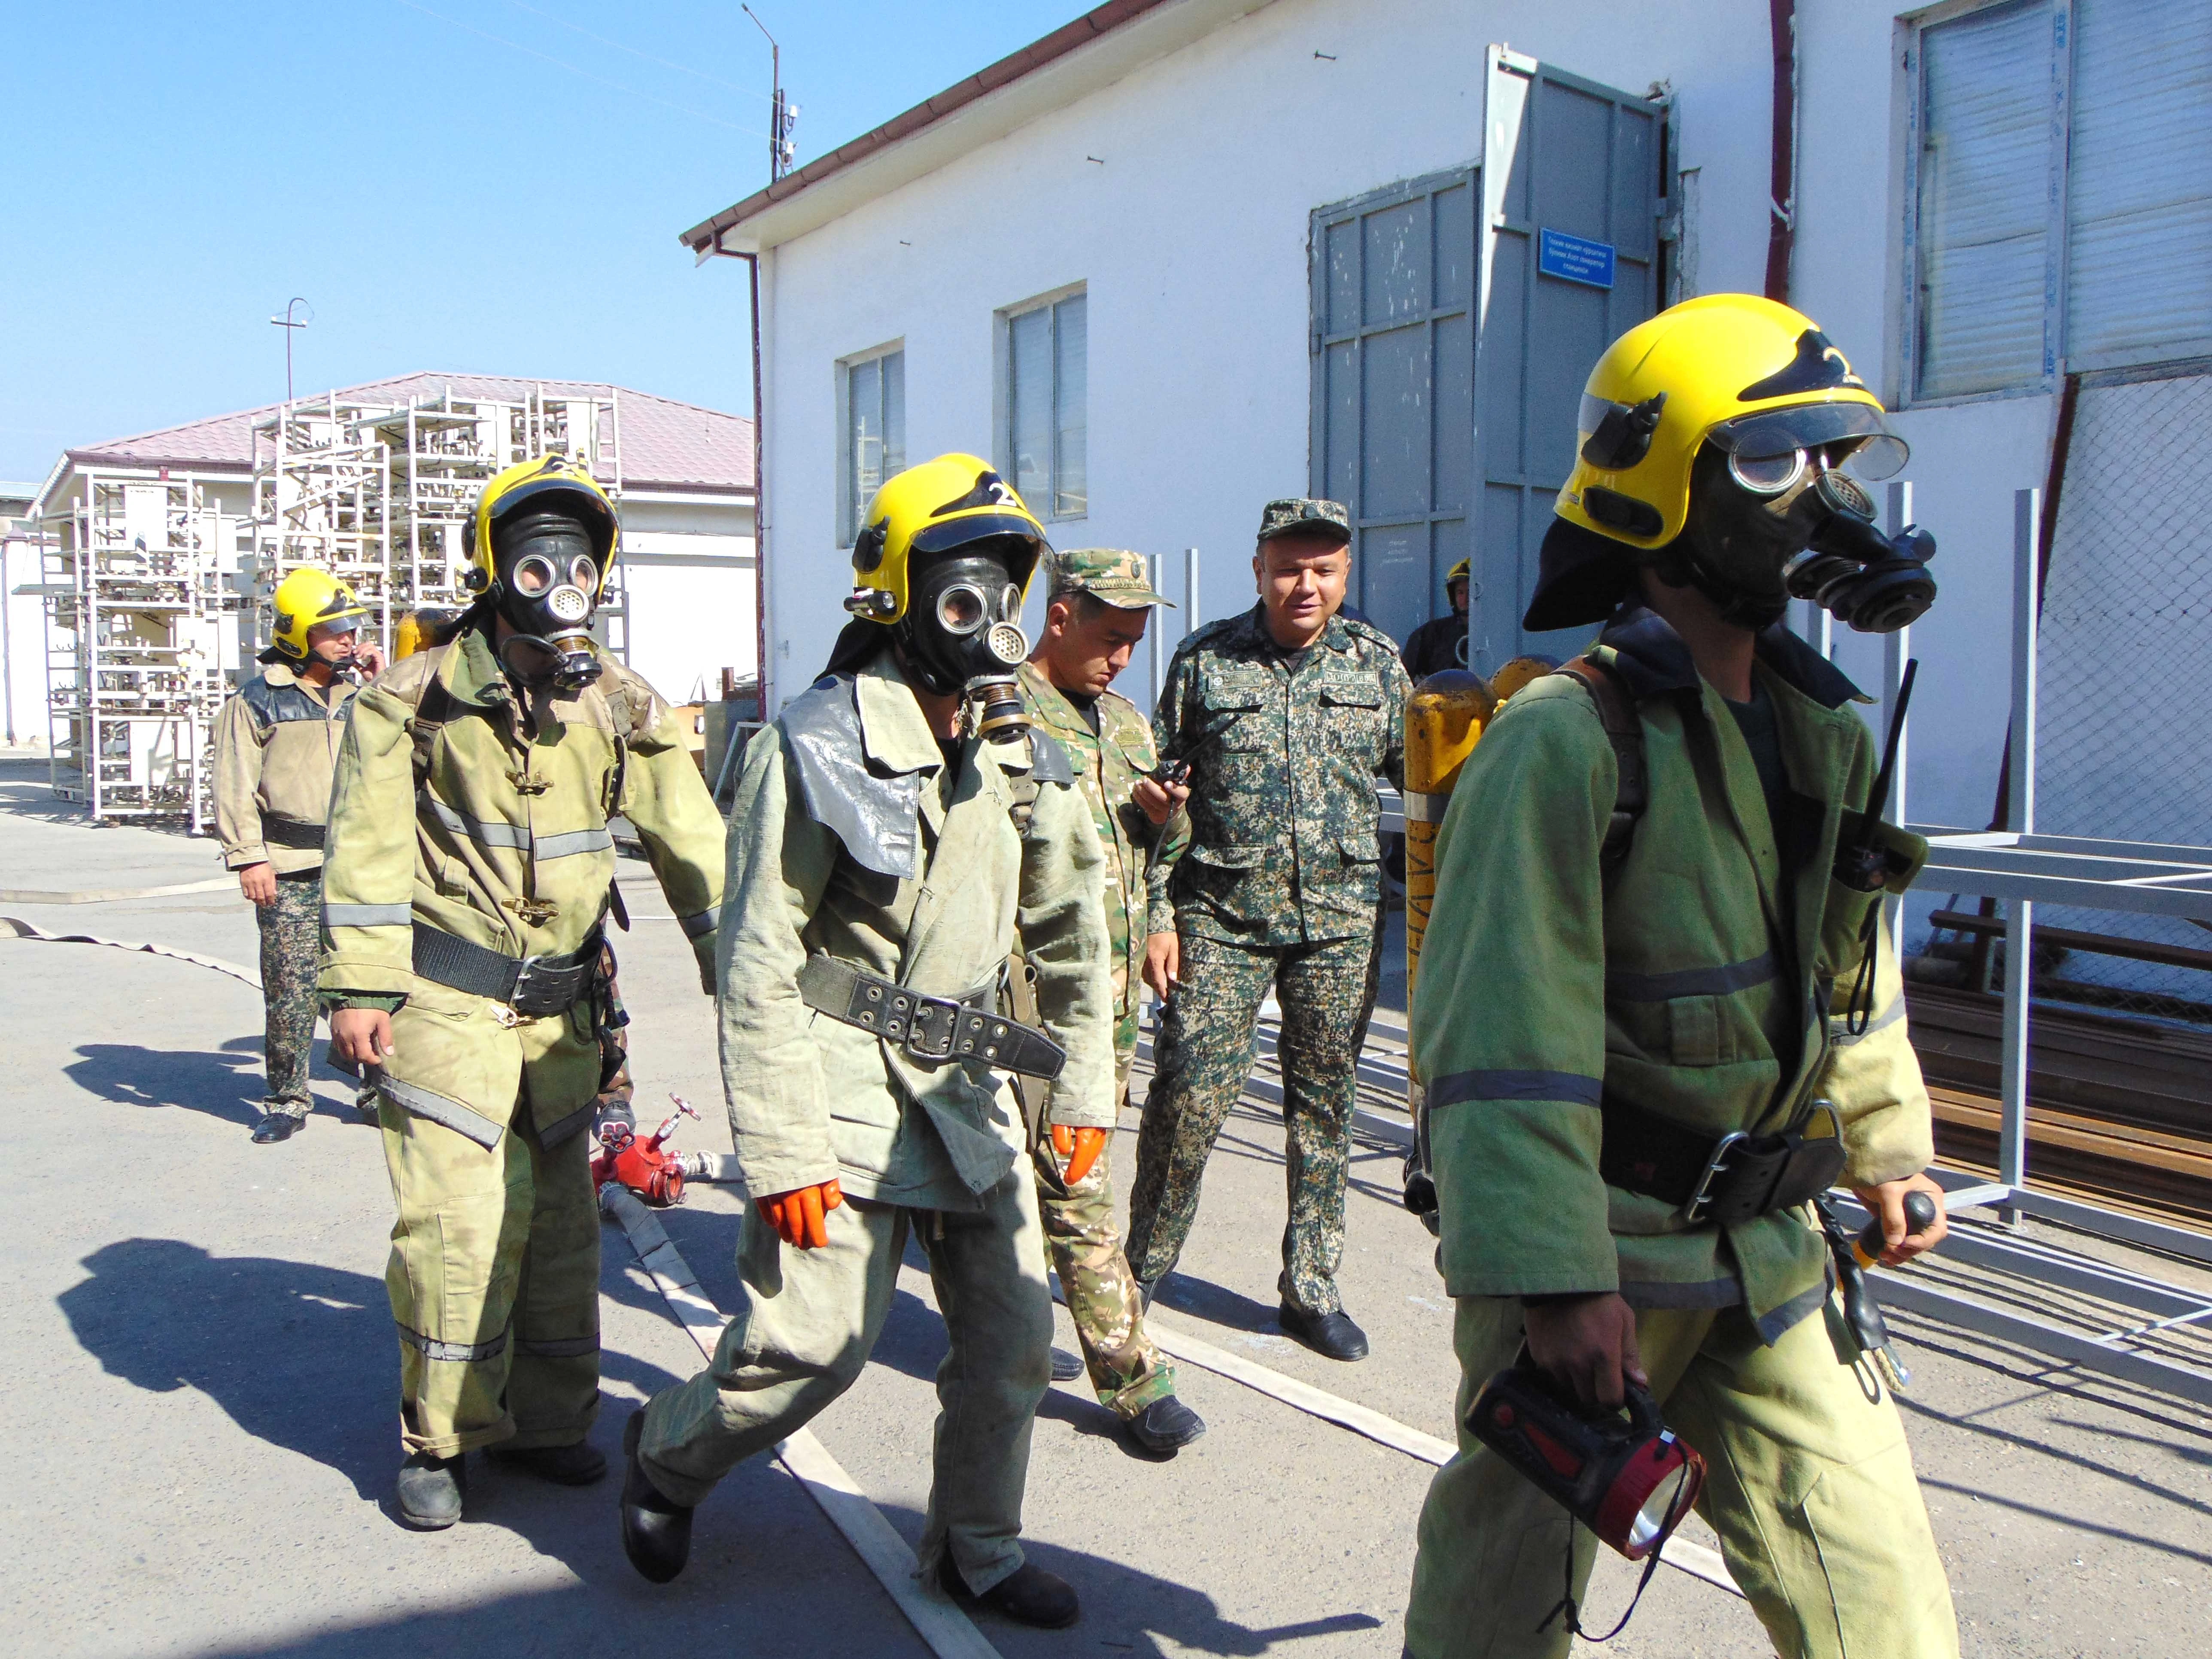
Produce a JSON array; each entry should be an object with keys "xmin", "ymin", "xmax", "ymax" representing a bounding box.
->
[
  {"xmin": 251, "ymin": 1109, "xmax": 305, "ymax": 1144},
  {"xmin": 1048, "ymin": 1346, "xmax": 1085, "ymax": 1382},
  {"xmin": 489, "ymin": 1440, "xmax": 608, "ymax": 1485},
  {"xmin": 1124, "ymin": 1394, "xmax": 1207, "ymax": 1454},
  {"xmin": 939, "ymin": 1557, "xmax": 1080, "ymax": 1629},
  {"xmin": 620, "ymin": 1410, "xmax": 693, "ymax": 1583},
  {"xmin": 1277, "ymin": 1301, "xmax": 1370, "ymax": 1361},
  {"xmin": 395, "ymin": 1450, "xmax": 465, "ymax": 1530}
]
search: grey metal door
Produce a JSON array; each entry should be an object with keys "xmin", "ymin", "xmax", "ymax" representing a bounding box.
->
[
  {"xmin": 1309, "ymin": 168, "xmax": 1478, "ymax": 648},
  {"xmin": 1473, "ymin": 46, "xmax": 1667, "ymax": 669}
]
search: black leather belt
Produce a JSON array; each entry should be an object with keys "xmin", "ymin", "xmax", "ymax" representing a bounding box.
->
[
  {"xmin": 1599, "ymin": 1095, "xmax": 1846, "ymax": 1225},
  {"xmin": 262, "ymin": 814, "xmax": 327, "ymax": 850},
  {"xmin": 411, "ymin": 922, "xmax": 601, "ymax": 1017},
  {"xmin": 796, "ymin": 954, "xmax": 1066, "ymax": 1080}
]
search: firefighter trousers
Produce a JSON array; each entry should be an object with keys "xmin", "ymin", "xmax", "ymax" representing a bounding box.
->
[
  {"xmin": 1403, "ymin": 1294, "xmax": 1958, "ymax": 1659},
  {"xmin": 637, "ymin": 1162, "xmax": 1052, "ymax": 1597},
  {"xmin": 378, "ymin": 1075, "xmax": 602, "ymax": 1459}
]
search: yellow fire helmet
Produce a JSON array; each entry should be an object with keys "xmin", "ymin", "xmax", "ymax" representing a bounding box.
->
[
  {"xmin": 1445, "ymin": 558, "xmax": 1471, "ymax": 584},
  {"xmin": 264, "ymin": 566, "xmax": 368, "ymax": 662},
  {"xmin": 393, "ymin": 605, "xmax": 463, "ymax": 659},
  {"xmin": 467, "ymin": 454, "xmax": 619, "ymax": 598},
  {"xmin": 1558, "ymin": 295, "xmax": 1904, "ymax": 550},
  {"xmin": 846, "ymin": 453, "xmax": 1049, "ymax": 625}
]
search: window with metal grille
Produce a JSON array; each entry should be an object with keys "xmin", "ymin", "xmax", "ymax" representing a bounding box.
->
[
  {"xmin": 1908, "ymin": 0, "xmax": 2212, "ymax": 403},
  {"xmin": 840, "ymin": 346, "xmax": 905, "ymax": 547},
  {"xmin": 1002, "ymin": 290, "xmax": 1086, "ymax": 520}
]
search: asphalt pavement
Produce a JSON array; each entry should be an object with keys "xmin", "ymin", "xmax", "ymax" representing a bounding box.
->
[{"xmin": 2, "ymin": 754, "xmax": 2206, "ymax": 1658}]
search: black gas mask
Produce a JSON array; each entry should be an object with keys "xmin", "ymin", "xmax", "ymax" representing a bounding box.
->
[
  {"xmin": 489, "ymin": 507, "xmax": 604, "ymax": 690},
  {"xmin": 896, "ymin": 545, "xmax": 1033, "ymax": 738},
  {"xmin": 1661, "ymin": 441, "xmax": 1936, "ymax": 635}
]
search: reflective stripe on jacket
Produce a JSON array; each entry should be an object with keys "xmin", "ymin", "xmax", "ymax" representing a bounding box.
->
[{"xmin": 1411, "ymin": 607, "xmax": 1933, "ymax": 1340}]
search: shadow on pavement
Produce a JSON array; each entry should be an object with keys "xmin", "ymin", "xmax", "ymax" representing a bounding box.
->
[
  {"xmin": 55, "ymin": 1238, "xmax": 689, "ymax": 1511},
  {"xmin": 191, "ymin": 1506, "xmax": 1383, "ymax": 1659},
  {"xmin": 62, "ymin": 1039, "xmax": 374, "ymax": 1130},
  {"xmin": 1151, "ymin": 1270, "xmax": 1281, "ymax": 1336}
]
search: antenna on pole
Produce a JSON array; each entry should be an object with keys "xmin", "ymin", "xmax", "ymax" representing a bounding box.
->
[
  {"xmin": 268, "ymin": 298, "xmax": 311, "ymax": 404},
  {"xmin": 742, "ymin": 5, "xmax": 797, "ymax": 182}
]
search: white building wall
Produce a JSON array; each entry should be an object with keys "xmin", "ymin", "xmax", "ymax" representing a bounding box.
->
[
  {"xmin": 755, "ymin": 0, "xmax": 1777, "ymax": 710},
  {"xmin": 0, "ymin": 522, "xmax": 49, "ymax": 748},
  {"xmin": 615, "ymin": 495, "xmax": 758, "ymax": 705}
]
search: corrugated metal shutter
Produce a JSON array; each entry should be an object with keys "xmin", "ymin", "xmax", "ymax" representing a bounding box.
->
[
  {"xmin": 2066, "ymin": 0, "xmax": 2212, "ymax": 368},
  {"xmin": 1915, "ymin": 0, "xmax": 2053, "ymax": 400}
]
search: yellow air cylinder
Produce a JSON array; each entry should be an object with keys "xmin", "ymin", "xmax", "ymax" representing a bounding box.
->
[
  {"xmin": 1403, "ymin": 669, "xmax": 1495, "ymax": 1025},
  {"xmin": 1486, "ymin": 653, "xmax": 1561, "ymax": 706}
]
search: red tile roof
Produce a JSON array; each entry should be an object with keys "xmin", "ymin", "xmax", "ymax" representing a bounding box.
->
[{"xmin": 65, "ymin": 372, "xmax": 754, "ymax": 495}]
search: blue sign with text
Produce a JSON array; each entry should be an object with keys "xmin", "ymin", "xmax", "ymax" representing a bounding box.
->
[{"xmin": 1538, "ymin": 228, "xmax": 1616, "ymax": 290}]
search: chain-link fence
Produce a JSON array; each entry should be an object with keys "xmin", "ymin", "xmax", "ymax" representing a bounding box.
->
[{"xmin": 2011, "ymin": 370, "xmax": 2212, "ymax": 1024}]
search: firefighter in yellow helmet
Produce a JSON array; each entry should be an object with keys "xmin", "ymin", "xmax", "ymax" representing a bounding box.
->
[
  {"xmin": 621, "ymin": 455, "xmax": 1114, "ymax": 1630},
  {"xmin": 1404, "ymin": 296, "xmax": 1957, "ymax": 1656},
  {"xmin": 1402, "ymin": 557, "xmax": 1474, "ymax": 678},
  {"xmin": 213, "ymin": 566, "xmax": 384, "ymax": 1144},
  {"xmin": 320, "ymin": 455, "xmax": 726, "ymax": 1530}
]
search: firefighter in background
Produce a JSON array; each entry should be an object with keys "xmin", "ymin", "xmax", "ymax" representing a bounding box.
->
[
  {"xmin": 622, "ymin": 456, "xmax": 1114, "ymax": 1629},
  {"xmin": 1400, "ymin": 558, "xmax": 1473, "ymax": 679},
  {"xmin": 213, "ymin": 567, "xmax": 385, "ymax": 1145},
  {"xmin": 1403, "ymin": 295, "xmax": 1957, "ymax": 1657},
  {"xmin": 322, "ymin": 456, "xmax": 725, "ymax": 1531}
]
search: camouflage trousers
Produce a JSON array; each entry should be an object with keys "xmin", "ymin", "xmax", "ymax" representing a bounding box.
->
[
  {"xmin": 255, "ymin": 871, "xmax": 323, "ymax": 1114},
  {"xmin": 1127, "ymin": 927, "xmax": 1378, "ymax": 1316},
  {"xmin": 1028, "ymin": 1065, "xmax": 1177, "ymax": 1420}
]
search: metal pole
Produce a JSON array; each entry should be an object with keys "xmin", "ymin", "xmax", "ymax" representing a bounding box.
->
[
  {"xmin": 1182, "ymin": 546, "xmax": 1199, "ymax": 635},
  {"xmin": 1148, "ymin": 553, "xmax": 1166, "ymax": 715},
  {"xmin": 1998, "ymin": 487, "xmax": 2042, "ymax": 1197}
]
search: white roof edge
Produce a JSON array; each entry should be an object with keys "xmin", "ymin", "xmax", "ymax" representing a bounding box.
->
[{"xmin": 710, "ymin": 0, "xmax": 1275, "ymax": 255}]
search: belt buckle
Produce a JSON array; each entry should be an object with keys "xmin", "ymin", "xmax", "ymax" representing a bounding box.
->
[
  {"xmin": 1680, "ymin": 1130, "xmax": 1749, "ymax": 1224},
  {"xmin": 509, "ymin": 954, "xmax": 562, "ymax": 1018},
  {"xmin": 900, "ymin": 991, "xmax": 964, "ymax": 1061}
]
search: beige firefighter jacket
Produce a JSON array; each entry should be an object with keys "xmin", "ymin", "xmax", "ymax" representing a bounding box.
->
[
  {"xmin": 212, "ymin": 663, "xmax": 359, "ymax": 873},
  {"xmin": 316, "ymin": 623, "xmax": 724, "ymax": 1144},
  {"xmin": 716, "ymin": 647, "xmax": 1116, "ymax": 1214},
  {"xmin": 1411, "ymin": 608, "xmax": 1933, "ymax": 1341}
]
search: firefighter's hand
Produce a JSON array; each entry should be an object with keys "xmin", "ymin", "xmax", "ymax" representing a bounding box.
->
[
  {"xmin": 353, "ymin": 642, "xmax": 387, "ymax": 679},
  {"xmin": 756, "ymin": 1179, "xmax": 844, "ymax": 1250},
  {"xmin": 1142, "ymin": 930, "xmax": 1181, "ymax": 1000},
  {"xmin": 1523, "ymin": 1292, "xmax": 1647, "ymax": 1413},
  {"xmin": 237, "ymin": 862, "xmax": 278, "ymax": 906},
  {"xmin": 1130, "ymin": 777, "xmax": 1189, "ymax": 827},
  {"xmin": 1051, "ymin": 1124, "xmax": 1108, "ymax": 1185},
  {"xmin": 1851, "ymin": 1171, "xmax": 1949, "ymax": 1268},
  {"xmin": 329, "ymin": 1007, "xmax": 396, "ymax": 1066}
]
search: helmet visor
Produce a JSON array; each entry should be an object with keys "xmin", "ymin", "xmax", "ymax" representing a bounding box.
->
[
  {"xmin": 1708, "ymin": 403, "xmax": 1908, "ymax": 480},
  {"xmin": 909, "ymin": 513, "xmax": 1049, "ymax": 593}
]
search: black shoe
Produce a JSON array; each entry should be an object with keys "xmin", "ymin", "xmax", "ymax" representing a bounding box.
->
[
  {"xmin": 395, "ymin": 1450, "xmax": 465, "ymax": 1529},
  {"xmin": 1048, "ymin": 1345, "xmax": 1085, "ymax": 1382},
  {"xmin": 1124, "ymin": 1395, "xmax": 1207, "ymax": 1454},
  {"xmin": 489, "ymin": 1440, "xmax": 608, "ymax": 1485},
  {"xmin": 251, "ymin": 1110, "xmax": 305, "ymax": 1144},
  {"xmin": 620, "ymin": 1410, "xmax": 693, "ymax": 1583},
  {"xmin": 1278, "ymin": 1301, "xmax": 1369, "ymax": 1361},
  {"xmin": 939, "ymin": 1557, "xmax": 1080, "ymax": 1629}
]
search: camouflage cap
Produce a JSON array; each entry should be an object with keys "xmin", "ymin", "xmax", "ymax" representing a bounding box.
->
[
  {"xmin": 1049, "ymin": 547, "xmax": 1174, "ymax": 608},
  {"xmin": 1256, "ymin": 497, "xmax": 1352, "ymax": 546}
]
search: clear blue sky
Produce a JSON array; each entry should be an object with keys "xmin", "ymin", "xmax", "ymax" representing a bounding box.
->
[{"xmin": 0, "ymin": 1, "xmax": 1092, "ymax": 482}]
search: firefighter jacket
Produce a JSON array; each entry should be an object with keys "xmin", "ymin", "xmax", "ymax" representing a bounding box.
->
[
  {"xmin": 1017, "ymin": 661, "xmax": 1188, "ymax": 1063},
  {"xmin": 716, "ymin": 647, "xmax": 1117, "ymax": 1215},
  {"xmin": 1147, "ymin": 605, "xmax": 1410, "ymax": 947},
  {"xmin": 1410, "ymin": 607, "xmax": 1933, "ymax": 1341},
  {"xmin": 212, "ymin": 663, "xmax": 359, "ymax": 874},
  {"xmin": 316, "ymin": 623, "xmax": 724, "ymax": 1143}
]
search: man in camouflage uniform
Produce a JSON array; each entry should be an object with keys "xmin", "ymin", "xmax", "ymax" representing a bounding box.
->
[
  {"xmin": 1131, "ymin": 498, "xmax": 1410, "ymax": 1361},
  {"xmin": 213, "ymin": 566, "xmax": 385, "ymax": 1144},
  {"xmin": 1017, "ymin": 548, "xmax": 1206, "ymax": 1455}
]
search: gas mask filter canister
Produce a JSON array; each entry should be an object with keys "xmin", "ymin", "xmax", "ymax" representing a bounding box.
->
[{"xmin": 492, "ymin": 508, "xmax": 604, "ymax": 690}]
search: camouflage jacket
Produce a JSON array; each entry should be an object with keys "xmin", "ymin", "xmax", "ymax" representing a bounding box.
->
[
  {"xmin": 1148, "ymin": 604, "xmax": 1410, "ymax": 946},
  {"xmin": 1018, "ymin": 662, "xmax": 1188, "ymax": 1063}
]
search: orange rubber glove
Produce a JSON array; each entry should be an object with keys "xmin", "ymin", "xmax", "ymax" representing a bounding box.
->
[
  {"xmin": 1050, "ymin": 1124, "xmax": 1108, "ymax": 1185},
  {"xmin": 755, "ymin": 1179, "xmax": 845, "ymax": 1250}
]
